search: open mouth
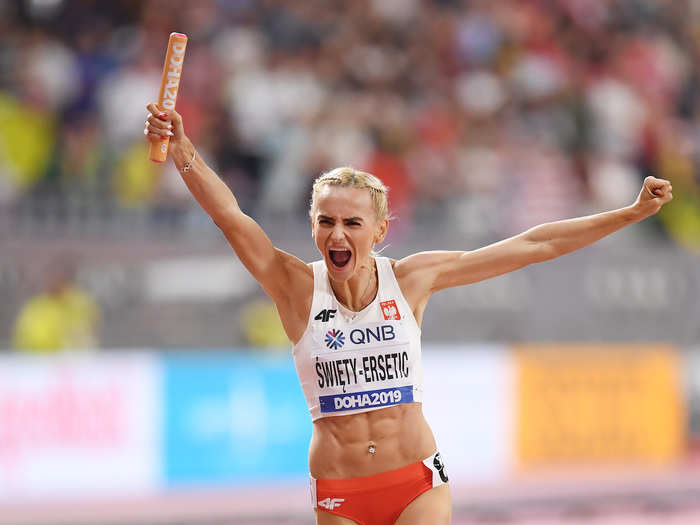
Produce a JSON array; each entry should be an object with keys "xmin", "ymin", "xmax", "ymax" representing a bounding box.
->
[{"xmin": 329, "ymin": 249, "xmax": 352, "ymax": 268}]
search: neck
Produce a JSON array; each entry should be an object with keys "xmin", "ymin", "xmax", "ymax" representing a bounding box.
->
[{"xmin": 330, "ymin": 257, "xmax": 377, "ymax": 312}]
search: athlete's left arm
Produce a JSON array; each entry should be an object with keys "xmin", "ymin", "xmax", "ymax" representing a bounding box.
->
[{"xmin": 396, "ymin": 176, "xmax": 673, "ymax": 299}]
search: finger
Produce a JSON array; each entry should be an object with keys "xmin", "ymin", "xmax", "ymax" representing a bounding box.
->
[
  {"xmin": 646, "ymin": 185, "xmax": 659, "ymax": 198},
  {"xmin": 146, "ymin": 111, "xmax": 170, "ymax": 127},
  {"xmin": 656, "ymin": 183, "xmax": 672, "ymax": 196},
  {"xmin": 144, "ymin": 127, "xmax": 164, "ymax": 140},
  {"xmin": 144, "ymin": 128, "xmax": 167, "ymax": 142},
  {"xmin": 145, "ymin": 116, "xmax": 173, "ymax": 130},
  {"xmin": 653, "ymin": 184, "xmax": 673, "ymax": 201},
  {"xmin": 146, "ymin": 103, "xmax": 171, "ymax": 123},
  {"xmin": 646, "ymin": 179, "xmax": 670, "ymax": 197},
  {"xmin": 146, "ymin": 103, "xmax": 163, "ymax": 115},
  {"xmin": 145, "ymin": 122, "xmax": 174, "ymax": 137}
]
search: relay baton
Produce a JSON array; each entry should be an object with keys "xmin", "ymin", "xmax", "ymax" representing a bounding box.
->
[{"xmin": 149, "ymin": 32, "xmax": 188, "ymax": 163}]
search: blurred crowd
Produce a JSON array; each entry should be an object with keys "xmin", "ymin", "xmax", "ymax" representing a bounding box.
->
[{"xmin": 1, "ymin": 0, "xmax": 700, "ymax": 248}]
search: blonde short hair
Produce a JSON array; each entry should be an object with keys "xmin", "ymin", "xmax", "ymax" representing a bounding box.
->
[{"xmin": 309, "ymin": 167, "xmax": 389, "ymax": 221}]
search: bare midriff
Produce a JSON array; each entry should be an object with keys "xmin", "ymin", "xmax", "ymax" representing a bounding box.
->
[{"xmin": 309, "ymin": 402, "xmax": 436, "ymax": 479}]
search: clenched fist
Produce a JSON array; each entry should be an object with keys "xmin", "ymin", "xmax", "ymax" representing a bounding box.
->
[
  {"xmin": 632, "ymin": 176, "xmax": 673, "ymax": 219},
  {"xmin": 143, "ymin": 103, "xmax": 186, "ymax": 148}
]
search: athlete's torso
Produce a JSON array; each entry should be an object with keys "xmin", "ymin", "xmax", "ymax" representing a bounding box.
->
[
  {"xmin": 293, "ymin": 257, "xmax": 423, "ymax": 421},
  {"xmin": 293, "ymin": 257, "xmax": 437, "ymax": 478}
]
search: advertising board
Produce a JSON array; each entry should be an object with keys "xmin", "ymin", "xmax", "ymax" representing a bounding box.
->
[
  {"xmin": 0, "ymin": 352, "xmax": 161, "ymax": 500},
  {"xmin": 515, "ymin": 344, "xmax": 684, "ymax": 468},
  {"xmin": 163, "ymin": 352, "xmax": 311, "ymax": 485}
]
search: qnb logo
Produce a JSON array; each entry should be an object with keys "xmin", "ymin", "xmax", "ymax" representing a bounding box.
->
[
  {"xmin": 318, "ymin": 497, "xmax": 344, "ymax": 510},
  {"xmin": 325, "ymin": 329, "xmax": 345, "ymax": 350},
  {"xmin": 349, "ymin": 325, "xmax": 395, "ymax": 345}
]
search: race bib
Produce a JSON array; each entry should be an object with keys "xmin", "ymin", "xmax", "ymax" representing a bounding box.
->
[{"xmin": 312, "ymin": 321, "xmax": 414, "ymax": 413}]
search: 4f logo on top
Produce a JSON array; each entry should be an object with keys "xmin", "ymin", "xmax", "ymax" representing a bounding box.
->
[
  {"xmin": 325, "ymin": 329, "xmax": 345, "ymax": 350},
  {"xmin": 380, "ymin": 300, "xmax": 401, "ymax": 320},
  {"xmin": 315, "ymin": 309, "xmax": 337, "ymax": 322}
]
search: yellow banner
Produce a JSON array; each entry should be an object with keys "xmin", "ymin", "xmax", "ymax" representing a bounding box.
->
[{"xmin": 515, "ymin": 344, "xmax": 684, "ymax": 469}]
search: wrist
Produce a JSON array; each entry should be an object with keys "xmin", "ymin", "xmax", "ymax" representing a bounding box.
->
[
  {"xmin": 169, "ymin": 136, "xmax": 187, "ymax": 156},
  {"xmin": 625, "ymin": 202, "xmax": 648, "ymax": 223},
  {"xmin": 169, "ymin": 137, "xmax": 195, "ymax": 170},
  {"xmin": 180, "ymin": 149, "xmax": 197, "ymax": 173}
]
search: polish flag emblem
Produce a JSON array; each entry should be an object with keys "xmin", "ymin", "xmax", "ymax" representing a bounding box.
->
[{"xmin": 380, "ymin": 300, "xmax": 401, "ymax": 320}]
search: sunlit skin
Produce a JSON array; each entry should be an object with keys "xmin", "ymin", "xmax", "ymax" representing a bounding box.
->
[{"xmin": 144, "ymin": 103, "xmax": 672, "ymax": 525}]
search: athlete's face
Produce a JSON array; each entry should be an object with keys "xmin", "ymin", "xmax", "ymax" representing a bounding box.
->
[{"xmin": 312, "ymin": 185, "xmax": 388, "ymax": 282}]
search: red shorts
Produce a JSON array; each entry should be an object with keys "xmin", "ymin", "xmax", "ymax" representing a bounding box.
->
[{"xmin": 311, "ymin": 452, "xmax": 448, "ymax": 525}]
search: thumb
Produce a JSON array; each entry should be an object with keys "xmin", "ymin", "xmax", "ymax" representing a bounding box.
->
[{"xmin": 146, "ymin": 103, "xmax": 185, "ymax": 139}]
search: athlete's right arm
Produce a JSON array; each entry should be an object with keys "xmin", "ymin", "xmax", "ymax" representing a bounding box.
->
[{"xmin": 144, "ymin": 104, "xmax": 312, "ymax": 315}]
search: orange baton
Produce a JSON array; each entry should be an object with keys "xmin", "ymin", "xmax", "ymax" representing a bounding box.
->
[{"xmin": 149, "ymin": 32, "xmax": 188, "ymax": 162}]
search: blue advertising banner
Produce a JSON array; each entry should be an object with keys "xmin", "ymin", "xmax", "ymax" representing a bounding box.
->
[{"xmin": 163, "ymin": 351, "xmax": 311, "ymax": 486}]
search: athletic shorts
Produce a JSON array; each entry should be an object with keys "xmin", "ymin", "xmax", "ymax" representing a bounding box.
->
[{"xmin": 310, "ymin": 452, "xmax": 448, "ymax": 525}]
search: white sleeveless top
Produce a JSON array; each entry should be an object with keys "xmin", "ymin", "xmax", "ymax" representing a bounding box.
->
[{"xmin": 293, "ymin": 256, "xmax": 423, "ymax": 421}]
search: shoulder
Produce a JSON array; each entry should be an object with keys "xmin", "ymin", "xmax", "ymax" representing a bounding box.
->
[
  {"xmin": 386, "ymin": 252, "xmax": 458, "ymax": 306},
  {"xmin": 391, "ymin": 251, "xmax": 461, "ymax": 283},
  {"xmin": 385, "ymin": 253, "xmax": 460, "ymax": 327}
]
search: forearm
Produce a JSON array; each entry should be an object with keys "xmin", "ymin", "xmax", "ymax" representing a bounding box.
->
[
  {"xmin": 170, "ymin": 138, "xmax": 240, "ymax": 226},
  {"xmin": 524, "ymin": 205, "xmax": 642, "ymax": 258}
]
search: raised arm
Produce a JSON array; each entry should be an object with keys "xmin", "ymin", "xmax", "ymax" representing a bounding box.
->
[
  {"xmin": 395, "ymin": 176, "xmax": 673, "ymax": 319},
  {"xmin": 144, "ymin": 105, "xmax": 312, "ymax": 336}
]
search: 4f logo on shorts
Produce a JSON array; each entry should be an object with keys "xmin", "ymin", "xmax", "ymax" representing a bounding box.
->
[
  {"xmin": 325, "ymin": 329, "xmax": 345, "ymax": 350},
  {"xmin": 380, "ymin": 299, "xmax": 401, "ymax": 320},
  {"xmin": 318, "ymin": 497, "xmax": 344, "ymax": 510}
]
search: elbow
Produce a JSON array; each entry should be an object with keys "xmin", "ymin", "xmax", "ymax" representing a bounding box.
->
[
  {"xmin": 522, "ymin": 228, "xmax": 561, "ymax": 263},
  {"xmin": 531, "ymin": 240, "xmax": 561, "ymax": 263},
  {"xmin": 212, "ymin": 204, "xmax": 242, "ymax": 231}
]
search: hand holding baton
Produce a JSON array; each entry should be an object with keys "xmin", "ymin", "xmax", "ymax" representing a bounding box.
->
[{"xmin": 148, "ymin": 32, "xmax": 188, "ymax": 162}]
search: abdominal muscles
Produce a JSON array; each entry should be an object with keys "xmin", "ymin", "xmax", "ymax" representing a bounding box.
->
[{"xmin": 308, "ymin": 402, "xmax": 436, "ymax": 478}]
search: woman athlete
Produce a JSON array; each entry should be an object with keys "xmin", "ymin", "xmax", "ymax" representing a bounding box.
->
[{"xmin": 145, "ymin": 103, "xmax": 673, "ymax": 525}]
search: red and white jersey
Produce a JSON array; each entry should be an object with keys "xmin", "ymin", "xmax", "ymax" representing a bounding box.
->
[{"xmin": 293, "ymin": 256, "xmax": 423, "ymax": 421}]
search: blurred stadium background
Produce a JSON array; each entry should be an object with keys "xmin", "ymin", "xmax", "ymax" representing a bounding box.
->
[{"xmin": 1, "ymin": 0, "xmax": 700, "ymax": 523}]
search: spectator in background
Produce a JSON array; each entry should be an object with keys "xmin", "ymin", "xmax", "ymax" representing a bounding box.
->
[
  {"xmin": 364, "ymin": 122, "xmax": 415, "ymax": 238},
  {"xmin": 653, "ymin": 117, "xmax": 700, "ymax": 249},
  {"xmin": 0, "ymin": 90, "xmax": 56, "ymax": 203},
  {"xmin": 12, "ymin": 260, "xmax": 100, "ymax": 353},
  {"xmin": 3, "ymin": 0, "xmax": 700, "ymax": 248}
]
